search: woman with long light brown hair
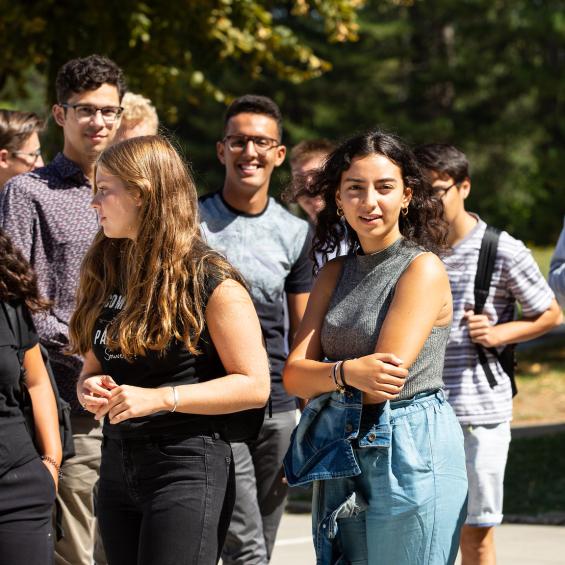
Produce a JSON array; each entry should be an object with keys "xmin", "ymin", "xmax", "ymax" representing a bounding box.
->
[{"xmin": 69, "ymin": 135, "xmax": 270, "ymax": 565}]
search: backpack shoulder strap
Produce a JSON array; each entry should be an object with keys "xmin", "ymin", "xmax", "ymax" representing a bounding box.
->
[
  {"xmin": 473, "ymin": 225, "xmax": 506, "ymax": 390},
  {"xmin": 474, "ymin": 225, "xmax": 501, "ymax": 314}
]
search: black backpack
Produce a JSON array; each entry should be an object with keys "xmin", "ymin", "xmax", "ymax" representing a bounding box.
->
[
  {"xmin": 474, "ymin": 225, "xmax": 518, "ymax": 397},
  {"xmin": 2, "ymin": 301, "xmax": 75, "ymax": 460}
]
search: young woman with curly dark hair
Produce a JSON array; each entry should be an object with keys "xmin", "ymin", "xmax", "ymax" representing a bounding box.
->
[
  {"xmin": 0, "ymin": 227, "xmax": 61, "ymax": 564},
  {"xmin": 283, "ymin": 130, "xmax": 468, "ymax": 564}
]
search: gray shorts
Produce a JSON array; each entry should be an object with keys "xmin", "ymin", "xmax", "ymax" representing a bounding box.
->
[{"xmin": 462, "ymin": 421, "xmax": 511, "ymax": 527}]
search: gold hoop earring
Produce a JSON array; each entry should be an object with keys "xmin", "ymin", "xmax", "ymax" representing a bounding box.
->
[
  {"xmin": 337, "ymin": 207, "xmax": 344, "ymax": 218},
  {"xmin": 401, "ymin": 206, "xmax": 409, "ymax": 217}
]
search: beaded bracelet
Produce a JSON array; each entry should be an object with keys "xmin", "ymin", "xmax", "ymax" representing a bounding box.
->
[{"xmin": 41, "ymin": 455, "xmax": 63, "ymax": 478}]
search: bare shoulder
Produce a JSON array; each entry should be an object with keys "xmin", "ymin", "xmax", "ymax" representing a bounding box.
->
[
  {"xmin": 207, "ymin": 278, "xmax": 250, "ymax": 308},
  {"xmin": 401, "ymin": 252, "xmax": 449, "ymax": 287},
  {"xmin": 397, "ymin": 252, "xmax": 452, "ymax": 325}
]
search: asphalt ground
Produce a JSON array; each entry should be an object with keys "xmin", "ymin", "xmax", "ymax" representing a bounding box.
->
[{"xmin": 270, "ymin": 513, "xmax": 565, "ymax": 564}]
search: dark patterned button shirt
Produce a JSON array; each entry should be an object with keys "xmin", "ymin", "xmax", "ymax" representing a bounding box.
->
[{"xmin": 0, "ymin": 153, "xmax": 99, "ymax": 412}]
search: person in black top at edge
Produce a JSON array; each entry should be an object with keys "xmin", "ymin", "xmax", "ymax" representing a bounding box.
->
[
  {"xmin": 0, "ymin": 227, "xmax": 62, "ymax": 564},
  {"xmin": 69, "ymin": 136, "xmax": 270, "ymax": 565}
]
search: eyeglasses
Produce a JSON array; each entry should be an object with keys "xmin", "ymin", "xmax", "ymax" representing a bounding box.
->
[
  {"xmin": 12, "ymin": 148, "xmax": 42, "ymax": 165},
  {"xmin": 223, "ymin": 135, "xmax": 280, "ymax": 155},
  {"xmin": 432, "ymin": 182, "xmax": 458, "ymax": 197},
  {"xmin": 59, "ymin": 103, "xmax": 124, "ymax": 123}
]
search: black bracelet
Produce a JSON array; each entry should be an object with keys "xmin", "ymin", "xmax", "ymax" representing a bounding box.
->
[{"xmin": 339, "ymin": 360, "xmax": 348, "ymax": 388}]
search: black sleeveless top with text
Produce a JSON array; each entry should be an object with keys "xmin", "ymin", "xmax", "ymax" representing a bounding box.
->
[{"xmin": 92, "ymin": 273, "xmax": 231, "ymax": 439}]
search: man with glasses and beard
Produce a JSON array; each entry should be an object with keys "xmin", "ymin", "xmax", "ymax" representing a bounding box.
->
[
  {"xmin": 0, "ymin": 54, "xmax": 126, "ymax": 565},
  {"xmin": 199, "ymin": 95, "xmax": 313, "ymax": 565},
  {"xmin": 0, "ymin": 110, "xmax": 44, "ymax": 189}
]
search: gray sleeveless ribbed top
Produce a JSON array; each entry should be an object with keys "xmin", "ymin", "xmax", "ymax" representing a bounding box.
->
[{"xmin": 321, "ymin": 238, "xmax": 450, "ymax": 400}]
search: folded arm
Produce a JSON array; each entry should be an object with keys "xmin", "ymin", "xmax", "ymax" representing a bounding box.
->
[{"xmin": 283, "ymin": 258, "xmax": 409, "ymax": 401}]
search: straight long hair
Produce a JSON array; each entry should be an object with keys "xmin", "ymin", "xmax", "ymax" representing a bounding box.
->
[{"xmin": 69, "ymin": 135, "xmax": 244, "ymax": 359}]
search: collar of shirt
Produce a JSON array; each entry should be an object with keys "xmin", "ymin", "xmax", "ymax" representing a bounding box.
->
[{"xmin": 51, "ymin": 152, "xmax": 90, "ymax": 186}]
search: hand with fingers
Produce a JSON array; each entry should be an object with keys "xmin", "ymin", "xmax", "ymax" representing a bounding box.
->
[
  {"xmin": 77, "ymin": 374, "xmax": 117, "ymax": 419},
  {"xmin": 106, "ymin": 384, "xmax": 171, "ymax": 425},
  {"xmin": 343, "ymin": 352, "xmax": 408, "ymax": 402},
  {"xmin": 464, "ymin": 310, "xmax": 503, "ymax": 348}
]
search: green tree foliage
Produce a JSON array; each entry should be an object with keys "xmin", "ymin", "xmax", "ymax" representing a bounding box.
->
[
  {"xmin": 1, "ymin": 0, "xmax": 563, "ymax": 243},
  {"xmin": 0, "ymin": 0, "xmax": 363, "ymax": 121},
  {"xmin": 241, "ymin": 0, "xmax": 565, "ymax": 244}
]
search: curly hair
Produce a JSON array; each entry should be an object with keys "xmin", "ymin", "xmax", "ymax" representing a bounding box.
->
[
  {"xmin": 56, "ymin": 54, "xmax": 127, "ymax": 103},
  {"xmin": 311, "ymin": 130, "xmax": 448, "ymax": 269},
  {"xmin": 0, "ymin": 228, "xmax": 49, "ymax": 311},
  {"xmin": 69, "ymin": 135, "xmax": 245, "ymax": 360}
]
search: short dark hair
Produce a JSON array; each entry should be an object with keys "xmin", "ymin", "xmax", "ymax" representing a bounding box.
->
[
  {"xmin": 223, "ymin": 95, "xmax": 283, "ymax": 140},
  {"xmin": 289, "ymin": 138, "xmax": 335, "ymax": 169},
  {"xmin": 56, "ymin": 54, "xmax": 127, "ymax": 104},
  {"xmin": 413, "ymin": 143, "xmax": 470, "ymax": 184},
  {"xmin": 0, "ymin": 110, "xmax": 44, "ymax": 152}
]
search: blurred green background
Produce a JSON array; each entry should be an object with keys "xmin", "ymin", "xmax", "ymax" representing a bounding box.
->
[{"xmin": 1, "ymin": 0, "xmax": 564, "ymax": 244}]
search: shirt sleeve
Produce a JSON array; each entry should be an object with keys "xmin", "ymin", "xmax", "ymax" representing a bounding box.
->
[
  {"xmin": 503, "ymin": 235, "xmax": 554, "ymax": 318},
  {"xmin": 19, "ymin": 304, "xmax": 39, "ymax": 351},
  {"xmin": 0, "ymin": 178, "xmax": 34, "ymax": 259},
  {"xmin": 284, "ymin": 227, "xmax": 314, "ymax": 295},
  {"xmin": 0, "ymin": 179, "xmax": 70, "ymax": 348},
  {"xmin": 549, "ymin": 217, "xmax": 565, "ymax": 307}
]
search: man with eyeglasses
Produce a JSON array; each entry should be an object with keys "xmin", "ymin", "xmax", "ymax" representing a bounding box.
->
[
  {"xmin": 0, "ymin": 109, "xmax": 44, "ymax": 188},
  {"xmin": 0, "ymin": 54, "xmax": 126, "ymax": 565},
  {"xmin": 414, "ymin": 143, "xmax": 561, "ymax": 565},
  {"xmin": 199, "ymin": 95, "xmax": 313, "ymax": 565}
]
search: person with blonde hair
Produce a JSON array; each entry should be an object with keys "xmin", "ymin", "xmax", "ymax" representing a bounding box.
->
[
  {"xmin": 70, "ymin": 135, "xmax": 270, "ymax": 565},
  {"xmin": 115, "ymin": 92, "xmax": 159, "ymax": 141},
  {"xmin": 0, "ymin": 109, "xmax": 44, "ymax": 188}
]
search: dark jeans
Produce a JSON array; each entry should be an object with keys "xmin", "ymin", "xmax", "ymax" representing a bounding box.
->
[
  {"xmin": 98, "ymin": 432, "xmax": 234, "ymax": 565},
  {"xmin": 0, "ymin": 457, "xmax": 57, "ymax": 565},
  {"xmin": 222, "ymin": 409, "xmax": 296, "ymax": 565}
]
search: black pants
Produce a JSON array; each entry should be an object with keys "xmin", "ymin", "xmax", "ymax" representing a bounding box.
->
[
  {"xmin": 98, "ymin": 433, "xmax": 235, "ymax": 565},
  {"xmin": 0, "ymin": 457, "xmax": 57, "ymax": 565}
]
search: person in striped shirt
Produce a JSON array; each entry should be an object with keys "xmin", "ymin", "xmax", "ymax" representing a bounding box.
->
[{"xmin": 415, "ymin": 144, "xmax": 562, "ymax": 565}]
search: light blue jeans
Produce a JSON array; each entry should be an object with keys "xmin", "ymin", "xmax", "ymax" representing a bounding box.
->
[{"xmin": 312, "ymin": 391, "xmax": 468, "ymax": 564}]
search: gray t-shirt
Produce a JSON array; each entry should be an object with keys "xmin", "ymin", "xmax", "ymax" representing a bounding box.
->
[{"xmin": 199, "ymin": 191, "xmax": 313, "ymax": 412}]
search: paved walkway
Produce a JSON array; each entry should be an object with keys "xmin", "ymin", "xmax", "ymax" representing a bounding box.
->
[{"xmin": 271, "ymin": 513, "xmax": 565, "ymax": 564}]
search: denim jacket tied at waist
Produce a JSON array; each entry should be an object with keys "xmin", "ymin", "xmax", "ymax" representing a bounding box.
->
[{"xmin": 283, "ymin": 388, "xmax": 391, "ymax": 487}]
